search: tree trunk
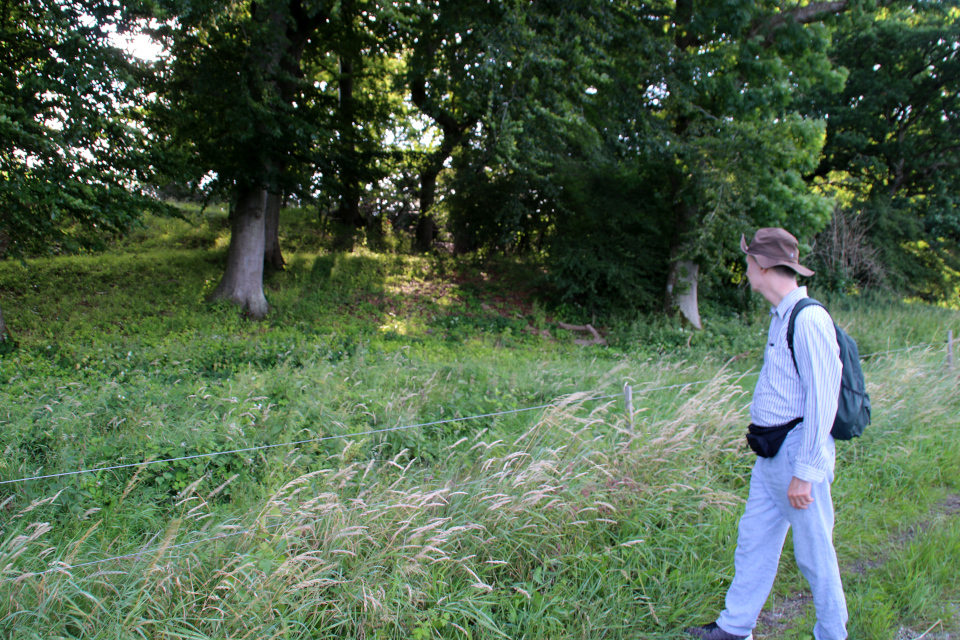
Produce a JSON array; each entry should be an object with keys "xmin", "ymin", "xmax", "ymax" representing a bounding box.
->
[
  {"xmin": 665, "ymin": 258, "xmax": 702, "ymax": 329},
  {"xmin": 334, "ymin": 56, "xmax": 364, "ymax": 228},
  {"xmin": 415, "ymin": 167, "xmax": 440, "ymax": 251},
  {"xmin": 664, "ymin": 166, "xmax": 703, "ymax": 328},
  {"xmin": 334, "ymin": 3, "xmax": 364, "ymax": 230},
  {"xmin": 264, "ymin": 191, "xmax": 285, "ymax": 273},
  {"xmin": 209, "ymin": 186, "xmax": 269, "ymax": 318}
]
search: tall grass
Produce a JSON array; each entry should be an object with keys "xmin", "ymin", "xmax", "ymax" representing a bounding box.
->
[
  {"xmin": 0, "ymin": 347, "xmax": 957, "ymax": 639},
  {"xmin": 0, "ymin": 370, "xmax": 745, "ymax": 638},
  {"xmin": 0, "ymin": 209, "xmax": 959, "ymax": 638}
]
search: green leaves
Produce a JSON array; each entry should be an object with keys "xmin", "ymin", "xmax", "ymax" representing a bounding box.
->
[
  {"xmin": 7, "ymin": 0, "xmax": 953, "ymax": 313},
  {"xmin": 801, "ymin": 0, "xmax": 960, "ymax": 299},
  {"xmin": 0, "ymin": 0, "xmax": 169, "ymax": 260}
]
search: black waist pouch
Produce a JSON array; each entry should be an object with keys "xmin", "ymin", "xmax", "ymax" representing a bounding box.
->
[{"xmin": 746, "ymin": 417, "xmax": 803, "ymax": 458}]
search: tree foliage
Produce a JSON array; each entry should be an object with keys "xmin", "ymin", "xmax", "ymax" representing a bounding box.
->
[
  {"xmin": 803, "ymin": 0, "xmax": 960, "ymax": 300},
  {"xmin": 0, "ymin": 0, "xmax": 162, "ymax": 260},
  {"xmin": 147, "ymin": 0, "xmax": 329, "ymax": 202},
  {"xmin": 5, "ymin": 0, "xmax": 960, "ymax": 322},
  {"xmin": 445, "ymin": 0, "xmax": 841, "ymax": 314}
]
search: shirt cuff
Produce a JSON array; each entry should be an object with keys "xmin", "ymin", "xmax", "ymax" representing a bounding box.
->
[{"xmin": 792, "ymin": 461, "xmax": 826, "ymax": 484}]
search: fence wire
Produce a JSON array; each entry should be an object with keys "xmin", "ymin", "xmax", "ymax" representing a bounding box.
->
[
  {"xmin": 0, "ymin": 340, "xmax": 946, "ymax": 488},
  {"xmin": 2, "ymin": 444, "xmax": 612, "ymax": 585},
  {"xmin": 0, "ymin": 393, "xmax": 622, "ymax": 486}
]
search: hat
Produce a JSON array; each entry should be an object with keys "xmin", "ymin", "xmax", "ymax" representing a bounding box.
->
[{"xmin": 740, "ymin": 228, "xmax": 815, "ymax": 277}]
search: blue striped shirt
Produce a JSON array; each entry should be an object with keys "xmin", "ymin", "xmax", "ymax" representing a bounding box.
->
[{"xmin": 750, "ymin": 287, "xmax": 842, "ymax": 483}]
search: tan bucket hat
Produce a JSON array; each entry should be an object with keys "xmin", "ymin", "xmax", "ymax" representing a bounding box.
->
[{"xmin": 740, "ymin": 228, "xmax": 815, "ymax": 277}]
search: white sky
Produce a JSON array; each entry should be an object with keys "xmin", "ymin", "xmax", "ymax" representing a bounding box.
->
[{"xmin": 110, "ymin": 31, "xmax": 164, "ymax": 61}]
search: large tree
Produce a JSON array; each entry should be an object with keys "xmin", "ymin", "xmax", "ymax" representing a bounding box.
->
[
  {"xmin": 0, "ymin": 0, "xmax": 162, "ymax": 342},
  {"xmin": 437, "ymin": 0, "xmax": 843, "ymax": 318},
  {"xmin": 655, "ymin": 0, "xmax": 849, "ymax": 327},
  {"xmin": 443, "ymin": 0, "xmax": 630, "ymax": 255},
  {"xmin": 149, "ymin": 0, "xmax": 330, "ymax": 317},
  {"xmin": 802, "ymin": 0, "xmax": 960, "ymax": 298}
]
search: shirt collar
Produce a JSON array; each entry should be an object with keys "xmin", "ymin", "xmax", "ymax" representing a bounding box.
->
[{"xmin": 770, "ymin": 286, "xmax": 808, "ymax": 320}]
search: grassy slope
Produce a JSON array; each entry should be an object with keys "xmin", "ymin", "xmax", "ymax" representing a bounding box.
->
[{"xmin": 0, "ymin": 208, "xmax": 958, "ymax": 639}]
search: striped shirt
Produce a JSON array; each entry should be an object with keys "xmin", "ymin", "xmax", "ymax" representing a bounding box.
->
[{"xmin": 750, "ymin": 286, "xmax": 842, "ymax": 483}]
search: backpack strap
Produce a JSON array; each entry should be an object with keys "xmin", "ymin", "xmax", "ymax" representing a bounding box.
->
[{"xmin": 786, "ymin": 297, "xmax": 827, "ymax": 375}]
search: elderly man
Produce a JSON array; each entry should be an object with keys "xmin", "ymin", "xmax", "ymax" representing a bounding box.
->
[{"xmin": 686, "ymin": 228, "xmax": 847, "ymax": 640}]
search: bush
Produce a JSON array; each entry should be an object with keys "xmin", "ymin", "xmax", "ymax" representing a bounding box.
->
[
  {"xmin": 808, "ymin": 205, "xmax": 886, "ymax": 293},
  {"xmin": 545, "ymin": 160, "xmax": 672, "ymax": 313}
]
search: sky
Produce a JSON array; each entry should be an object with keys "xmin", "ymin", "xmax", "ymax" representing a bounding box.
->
[{"xmin": 111, "ymin": 30, "xmax": 164, "ymax": 61}]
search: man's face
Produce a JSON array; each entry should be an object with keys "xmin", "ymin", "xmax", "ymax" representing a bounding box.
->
[{"xmin": 745, "ymin": 254, "xmax": 764, "ymax": 292}]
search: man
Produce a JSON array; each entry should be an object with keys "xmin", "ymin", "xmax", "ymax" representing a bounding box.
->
[{"xmin": 686, "ymin": 228, "xmax": 847, "ymax": 640}]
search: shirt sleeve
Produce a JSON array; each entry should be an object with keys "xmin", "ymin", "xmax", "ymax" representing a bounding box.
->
[{"xmin": 792, "ymin": 306, "xmax": 842, "ymax": 483}]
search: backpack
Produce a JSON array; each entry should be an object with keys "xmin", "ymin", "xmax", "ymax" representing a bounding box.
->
[{"xmin": 786, "ymin": 298, "xmax": 872, "ymax": 440}]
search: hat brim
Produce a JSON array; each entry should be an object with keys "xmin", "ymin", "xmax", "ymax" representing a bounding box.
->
[{"xmin": 741, "ymin": 233, "xmax": 815, "ymax": 277}]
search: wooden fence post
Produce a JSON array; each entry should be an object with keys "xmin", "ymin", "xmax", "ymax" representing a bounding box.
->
[{"xmin": 624, "ymin": 383, "xmax": 634, "ymax": 429}]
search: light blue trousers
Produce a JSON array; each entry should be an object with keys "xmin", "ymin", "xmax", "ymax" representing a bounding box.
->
[{"xmin": 717, "ymin": 428, "xmax": 848, "ymax": 640}]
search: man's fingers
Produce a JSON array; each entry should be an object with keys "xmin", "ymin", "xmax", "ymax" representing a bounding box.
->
[{"xmin": 788, "ymin": 477, "xmax": 814, "ymax": 510}]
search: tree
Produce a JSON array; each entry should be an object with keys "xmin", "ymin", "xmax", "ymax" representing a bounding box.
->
[
  {"xmin": 656, "ymin": 0, "xmax": 848, "ymax": 327},
  {"xmin": 256, "ymin": 1, "xmax": 408, "ymax": 268},
  {"xmin": 802, "ymin": 1, "xmax": 960, "ymax": 299},
  {"xmin": 149, "ymin": 0, "xmax": 330, "ymax": 317},
  {"xmin": 263, "ymin": 1, "xmax": 333, "ymax": 273},
  {"xmin": 443, "ymin": 0, "xmax": 633, "ymax": 259},
  {"xmin": 439, "ymin": 0, "xmax": 842, "ymax": 318},
  {"xmin": 0, "ymin": 0, "xmax": 162, "ymax": 342},
  {"xmin": 324, "ymin": 0, "xmax": 364, "ymax": 229},
  {"xmin": 402, "ymin": 0, "xmax": 507, "ymax": 251}
]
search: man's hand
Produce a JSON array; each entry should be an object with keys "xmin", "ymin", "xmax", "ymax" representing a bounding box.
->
[{"xmin": 788, "ymin": 477, "xmax": 814, "ymax": 510}]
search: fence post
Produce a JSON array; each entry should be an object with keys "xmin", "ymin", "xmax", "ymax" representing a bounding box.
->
[
  {"xmin": 624, "ymin": 383, "xmax": 634, "ymax": 429},
  {"xmin": 948, "ymin": 330, "xmax": 955, "ymax": 371}
]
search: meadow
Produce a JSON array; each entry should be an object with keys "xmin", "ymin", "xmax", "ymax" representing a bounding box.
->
[{"xmin": 0, "ymin": 207, "xmax": 958, "ymax": 639}]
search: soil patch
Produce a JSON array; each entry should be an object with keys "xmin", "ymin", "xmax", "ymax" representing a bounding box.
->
[
  {"xmin": 895, "ymin": 619, "xmax": 956, "ymax": 640},
  {"xmin": 939, "ymin": 494, "xmax": 960, "ymax": 517},
  {"xmin": 755, "ymin": 592, "xmax": 812, "ymax": 638}
]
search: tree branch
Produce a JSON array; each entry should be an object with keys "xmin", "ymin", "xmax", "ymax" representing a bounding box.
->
[{"xmin": 751, "ymin": 1, "xmax": 850, "ymax": 47}]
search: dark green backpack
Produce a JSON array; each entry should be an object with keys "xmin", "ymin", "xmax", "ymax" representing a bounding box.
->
[{"xmin": 787, "ymin": 298, "xmax": 872, "ymax": 440}]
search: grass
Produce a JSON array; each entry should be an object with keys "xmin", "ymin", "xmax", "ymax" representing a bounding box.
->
[{"xmin": 0, "ymin": 206, "xmax": 958, "ymax": 638}]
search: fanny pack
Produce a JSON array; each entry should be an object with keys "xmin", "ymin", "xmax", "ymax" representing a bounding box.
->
[{"xmin": 746, "ymin": 417, "xmax": 803, "ymax": 458}]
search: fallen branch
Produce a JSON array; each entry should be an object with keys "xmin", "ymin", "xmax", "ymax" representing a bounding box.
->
[{"xmin": 558, "ymin": 322, "xmax": 607, "ymax": 346}]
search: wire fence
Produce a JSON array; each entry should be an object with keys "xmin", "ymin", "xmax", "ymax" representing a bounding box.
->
[
  {"xmin": 0, "ymin": 337, "xmax": 953, "ymax": 585},
  {"xmin": 0, "ymin": 393, "xmax": 623, "ymax": 487},
  {"xmin": 2, "ymin": 443, "xmax": 616, "ymax": 585},
  {"xmin": 0, "ymin": 340, "xmax": 945, "ymax": 489}
]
